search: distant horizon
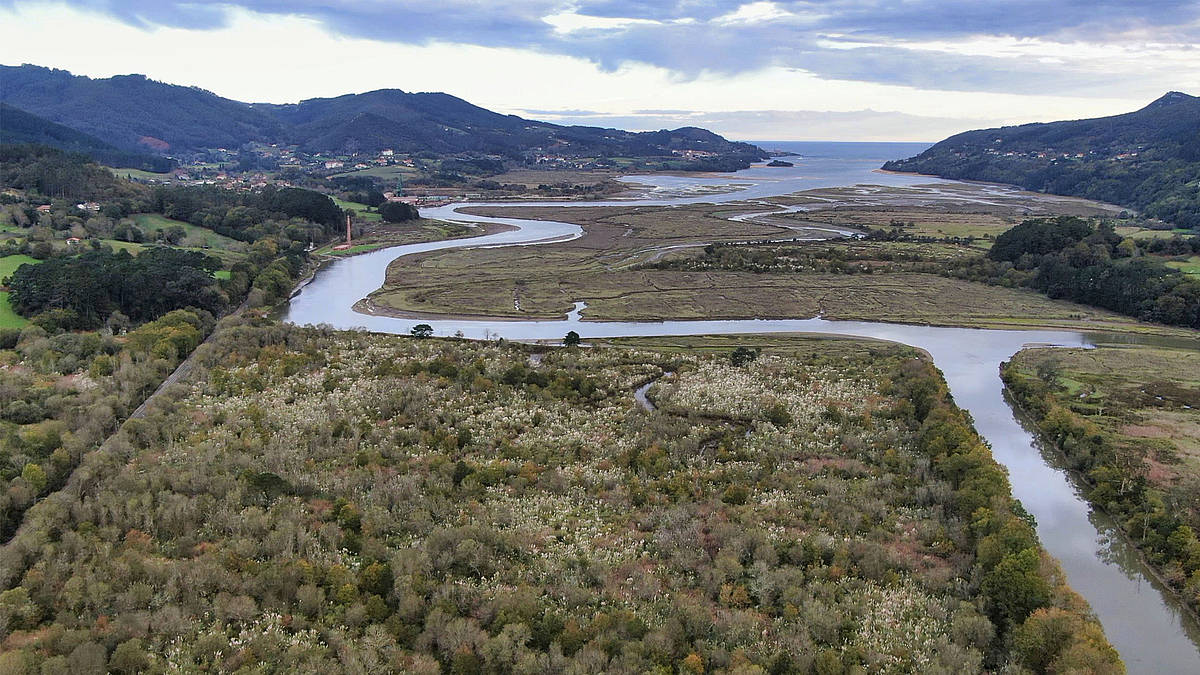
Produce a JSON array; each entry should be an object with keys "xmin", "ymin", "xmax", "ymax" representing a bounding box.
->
[
  {"xmin": 9, "ymin": 61, "xmax": 1176, "ymax": 148},
  {"xmin": 3, "ymin": 2, "xmax": 1195, "ymax": 141}
]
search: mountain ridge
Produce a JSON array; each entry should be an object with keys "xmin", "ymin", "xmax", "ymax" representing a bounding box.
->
[
  {"xmin": 0, "ymin": 103, "xmax": 174, "ymax": 171},
  {"xmin": 0, "ymin": 64, "xmax": 766, "ymax": 163},
  {"xmin": 882, "ymin": 92, "xmax": 1200, "ymax": 228}
]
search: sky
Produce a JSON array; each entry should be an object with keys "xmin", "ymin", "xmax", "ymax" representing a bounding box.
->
[{"xmin": 1, "ymin": 1, "xmax": 1198, "ymax": 142}]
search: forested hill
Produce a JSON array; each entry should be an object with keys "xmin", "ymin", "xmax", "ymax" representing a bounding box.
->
[
  {"xmin": 0, "ymin": 104, "xmax": 172, "ymax": 171},
  {"xmin": 0, "ymin": 64, "xmax": 766, "ymax": 161},
  {"xmin": 0, "ymin": 66, "xmax": 282, "ymax": 153},
  {"xmin": 883, "ymin": 92, "xmax": 1200, "ymax": 229}
]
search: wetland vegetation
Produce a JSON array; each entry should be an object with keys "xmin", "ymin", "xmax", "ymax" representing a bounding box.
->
[
  {"xmin": 0, "ymin": 324, "xmax": 1121, "ymax": 673},
  {"xmin": 1003, "ymin": 343, "xmax": 1200, "ymax": 615},
  {"xmin": 369, "ymin": 187, "xmax": 1185, "ymax": 336}
]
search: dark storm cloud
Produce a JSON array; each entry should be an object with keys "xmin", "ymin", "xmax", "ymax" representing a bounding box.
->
[{"xmin": 19, "ymin": 1, "xmax": 1200, "ymax": 93}]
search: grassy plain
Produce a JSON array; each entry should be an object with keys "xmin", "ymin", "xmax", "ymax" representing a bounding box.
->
[
  {"xmin": 106, "ymin": 167, "xmax": 173, "ymax": 181},
  {"xmin": 1009, "ymin": 343, "xmax": 1200, "ymax": 486},
  {"xmin": 366, "ymin": 190, "xmax": 1183, "ymax": 335},
  {"xmin": 329, "ymin": 164, "xmax": 419, "ymax": 182},
  {"xmin": 0, "ymin": 254, "xmax": 40, "ymax": 327},
  {"xmin": 131, "ymin": 213, "xmax": 243, "ymax": 251},
  {"xmin": 1166, "ymin": 255, "xmax": 1200, "ymax": 275},
  {"xmin": 0, "ymin": 254, "xmax": 39, "ymax": 281},
  {"xmin": 332, "ymin": 197, "xmax": 383, "ymax": 222},
  {"xmin": 1115, "ymin": 226, "xmax": 1197, "ymax": 241},
  {"xmin": 0, "ymin": 291, "xmax": 25, "ymax": 328}
]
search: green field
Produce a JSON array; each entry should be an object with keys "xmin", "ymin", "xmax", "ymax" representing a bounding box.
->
[
  {"xmin": 107, "ymin": 167, "xmax": 173, "ymax": 181},
  {"xmin": 1115, "ymin": 226, "xmax": 1195, "ymax": 241},
  {"xmin": 0, "ymin": 291, "xmax": 26, "ymax": 328},
  {"xmin": 131, "ymin": 214, "xmax": 242, "ymax": 250},
  {"xmin": 1166, "ymin": 255, "xmax": 1200, "ymax": 275},
  {"xmin": 100, "ymin": 239, "xmax": 148, "ymax": 255},
  {"xmin": 0, "ymin": 254, "xmax": 39, "ymax": 281},
  {"xmin": 332, "ymin": 198, "xmax": 382, "ymax": 222},
  {"xmin": 0, "ymin": 255, "xmax": 39, "ymax": 329}
]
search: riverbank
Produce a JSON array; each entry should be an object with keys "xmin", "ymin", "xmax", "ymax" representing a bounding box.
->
[
  {"xmin": 1002, "ymin": 344, "xmax": 1200, "ymax": 620},
  {"xmin": 365, "ymin": 189, "xmax": 1181, "ymax": 337},
  {"xmin": 0, "ymin": 322, "xmax": 1123, "ymax": 672},
  {"xmin": 311, "ymin": 219, "xmax": 516, "ymax": 258},
  {"xmin": 280, "ymin": 157, "xmax": 1200, "ymax": 669}
]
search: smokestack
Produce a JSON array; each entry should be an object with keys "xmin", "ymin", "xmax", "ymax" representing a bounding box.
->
[{"xmin": 346, "ymin": 213, "xmax": 352, "ymax": 244}]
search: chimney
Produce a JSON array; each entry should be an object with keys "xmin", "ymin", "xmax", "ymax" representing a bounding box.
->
[{"xmin": 346, "ymin": 213, "xmax": 352, "ymax": 244}]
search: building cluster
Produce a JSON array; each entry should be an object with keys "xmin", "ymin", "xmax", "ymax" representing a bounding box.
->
[{"xmin": 978, "ymin": 140, "xmax": 1146, "ymax": 163}]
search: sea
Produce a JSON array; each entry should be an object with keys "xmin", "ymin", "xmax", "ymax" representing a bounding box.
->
[{"xmin": 748, "ymin": 140, "xmax": 932, "ymax": 162}]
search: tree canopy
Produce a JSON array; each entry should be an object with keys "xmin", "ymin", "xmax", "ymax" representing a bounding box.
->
[{"xmin": 7, "ymin": 247, "xmax": 224, "ymax": 327}]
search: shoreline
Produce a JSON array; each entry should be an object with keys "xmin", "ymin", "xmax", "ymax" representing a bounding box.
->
[
  {"xmin": 349, "ymin": 293, "xmax": 1196, "ymax": 339},
  {"xmin": 1003, "ymin": 383, "xmax": 1200, "ymax": 630}
]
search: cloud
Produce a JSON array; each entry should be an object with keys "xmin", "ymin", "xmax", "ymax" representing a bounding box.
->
[{"xmin": 15, "ymin": 0, "xmax": 1198, "ymax": 97}]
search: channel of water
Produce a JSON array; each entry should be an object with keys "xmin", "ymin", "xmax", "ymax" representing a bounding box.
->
[{"xmin": 284, "ymin": 157, "xmax": 1200, "ymax": 672}]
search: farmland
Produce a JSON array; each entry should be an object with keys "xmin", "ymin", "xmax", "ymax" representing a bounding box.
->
[{"xmin": 0, "ymin": 253, "xmax": 39, "ymax": 281}]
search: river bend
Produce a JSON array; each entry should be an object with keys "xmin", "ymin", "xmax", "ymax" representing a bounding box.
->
[{"xmin": 284, "ymin": 158, "xmax": 1200, "ymax": 672}]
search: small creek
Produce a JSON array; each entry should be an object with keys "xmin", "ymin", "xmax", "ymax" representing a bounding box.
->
[{"xmin": 284, "ymin": 157, "xmax": 1200, "ymax": 672}]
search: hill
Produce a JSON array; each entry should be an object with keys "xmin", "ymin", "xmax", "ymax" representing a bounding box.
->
[
  {"xmin": 0, "ymin": 103, "xmax": 172, "ymax": 171},
  {"xmin": 0, "ymin": 65, "xmax": 281, "ymax": 153},
  {"xmin": 883, "ymin": 92, "xmax": 1200, "ymax": 229},
  {"xmin": 0, "ymin": 64, "xmax": 765, "ymax": 164}
]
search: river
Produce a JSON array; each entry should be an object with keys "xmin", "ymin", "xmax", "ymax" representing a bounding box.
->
[{"xmin": 284, "ymin": 151, "xmax": 1200, "ymax": 672}]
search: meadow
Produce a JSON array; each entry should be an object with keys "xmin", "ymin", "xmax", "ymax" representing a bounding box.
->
[
  {"xmin": 131, "ymin": 213, "xmax": 244, "ymax": 251},
  {"xmin": 0, "ymin": 254, "xmax": 39, "ymax": 281},
  {"xmin": 0, "ymin": 255, "xmax": 40, "ymax": 328},
  {"xmin": 329, "ymin": 165, "xmax": 419, "ymax": 182},
  {"xmin": 332, "ymin": 197, "xmax": 383, "ymax": 223},
  {"xmin": 0, "ymin": 292, "xmax": 26, "ymax": 328}
]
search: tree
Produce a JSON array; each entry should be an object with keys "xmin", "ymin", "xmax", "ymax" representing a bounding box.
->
[
  {"xmin": 563, "ymin": 330, "xmax": 581, "ymax": 347},
  {"xmin": 411, "ymin": 323, "xmax": 433, "ymax": 339},
  {"xmin": 982, "ymin": 548, "xmax": 1051, "ymax": 629},
  {"xmin": 729, "ymin": 346, "xmax": 759, "ymax": 367},
  {"xmin": 379, "ymin": 201, "xmax": 420, "ymax": 223},
  {"xmin": 109, "ymin": 638, "xmax": 151, "ymax": 674}
]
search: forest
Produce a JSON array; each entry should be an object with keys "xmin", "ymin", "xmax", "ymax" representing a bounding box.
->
[
  {"xmin": 6, "ymin": 248, "xmax": 225, "ymax": 328},
  {"xmin": 1, "ymin": 65, "xmax": 766, "ymax": 164},
  {"xmin": 0, "ymin": 105, "xmax": 173, "ymax": 172},
  {"xmin": 0, "ymin": 323, "xmax": 1120, "ymax": 673},
  {"xmin": 0, "ymin": 145, "xmax": 146, "ymax": 203},
  {"xmin": 951, "ymin": 217, "xmax": 1200, "ymax": 328},
  {"xmin": 0, "ymin": 309, "xmax": 214, "ymax": 541}
]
